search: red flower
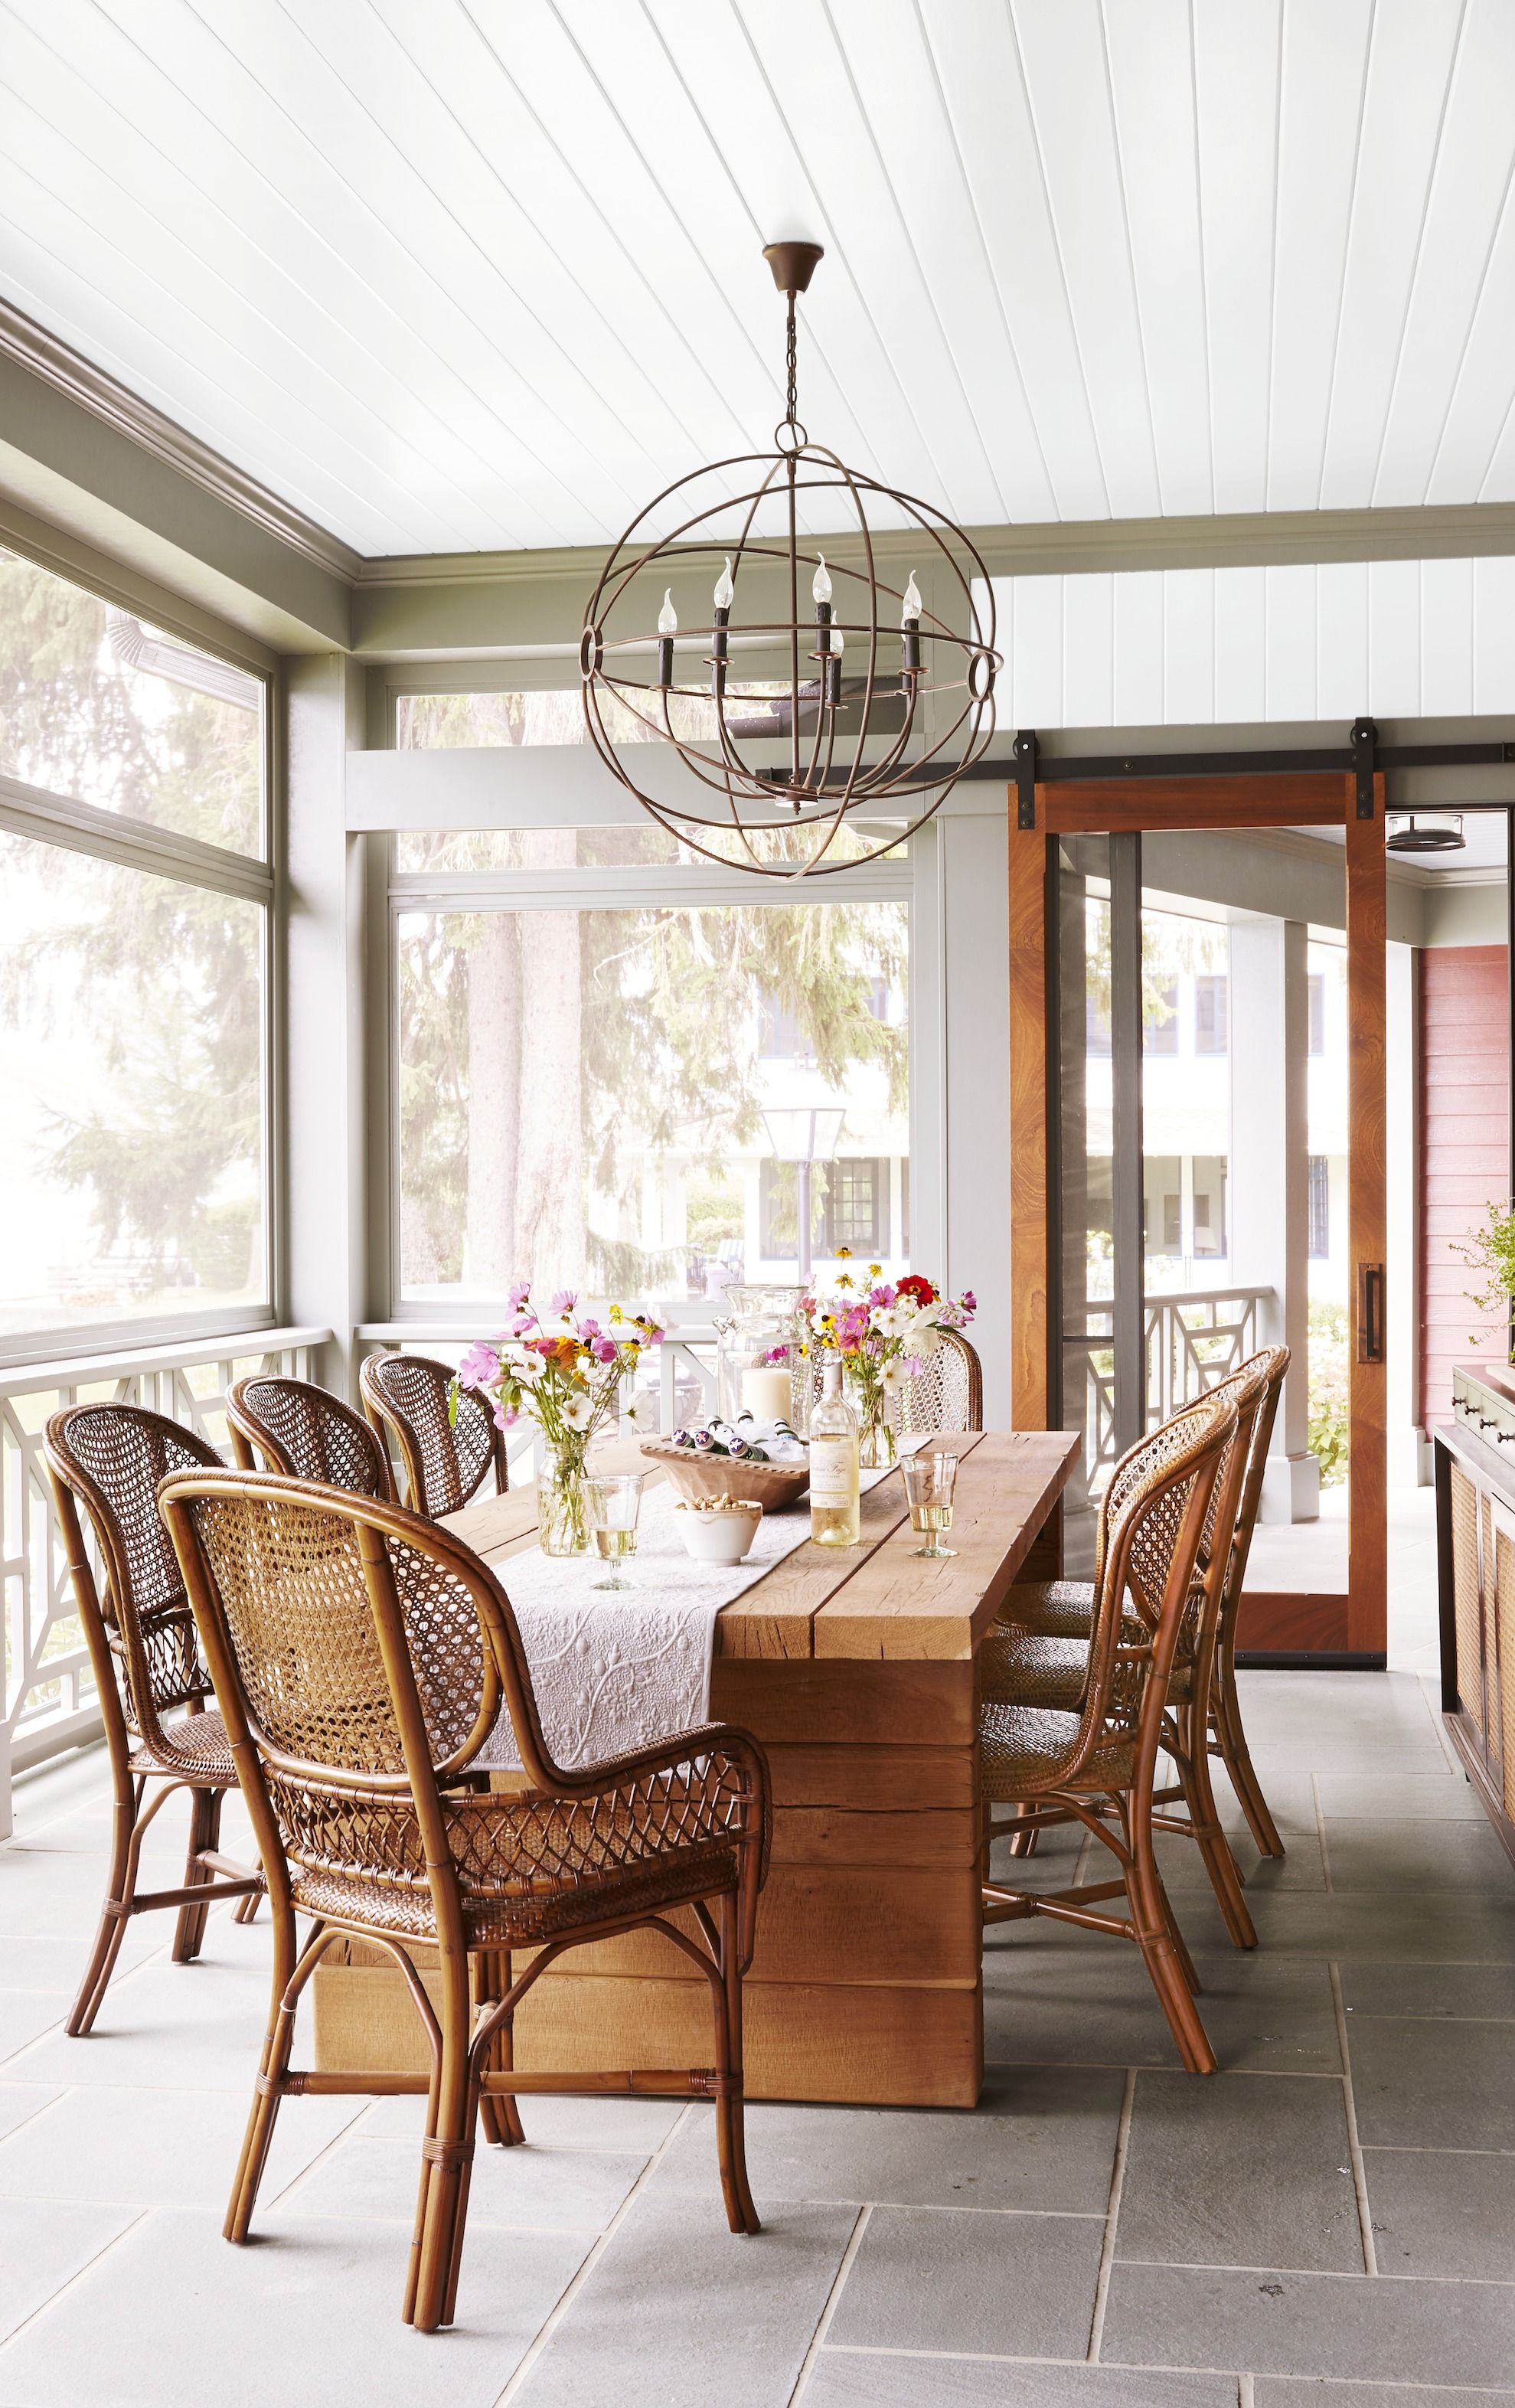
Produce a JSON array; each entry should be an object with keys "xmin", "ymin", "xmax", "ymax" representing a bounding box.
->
[{"xmin": 896, "ymin": 1274, "xmax": 938, "ymax": 1308}]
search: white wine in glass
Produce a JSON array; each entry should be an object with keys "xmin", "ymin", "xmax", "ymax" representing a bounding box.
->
[
  {"xmin": 584, "ymin": 1473, "xmax": 645, "ymax": 1590},
  {"xmin": 902, "ymin": 1452, "xmax": 958, "ymax": 1559}
]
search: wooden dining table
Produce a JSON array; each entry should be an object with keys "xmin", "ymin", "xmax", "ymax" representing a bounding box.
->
[{"xmin": 311, "ymin": 1426, "xmax": 1079, "ymax": 2110}]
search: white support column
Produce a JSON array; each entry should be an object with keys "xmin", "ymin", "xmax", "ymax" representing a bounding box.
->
[
  {"xmin": 1229, "ymin": 917, "xmax": 1319, "ymax": 1521},
  {"xmin": 1386, "ymin": 941, "xmax": 1425, "ymax": 1485},
  {"xmin": 283, "ymin": 654, "xmax": 371, "ymax": 1397}
]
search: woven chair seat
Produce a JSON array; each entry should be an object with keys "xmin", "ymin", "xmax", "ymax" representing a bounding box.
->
[
  {"xmin": 997, "ymin": 1579, "xmax": 1095, "ymax": 1638},
  {"xmin": 126, "ymin": 1705, "xmax": 237, "ymax": 1785},
  {"xmin": 289, "ymin": 1838, "xmax": 741, "ymax": 1949},
  {"xmin": 979, "ymin": 1625, "xmax": 1193, "ymax": 1713},
  {"xmin": 979, "ymin": 1700, "xmax": 1136, "ymax": 1799}
]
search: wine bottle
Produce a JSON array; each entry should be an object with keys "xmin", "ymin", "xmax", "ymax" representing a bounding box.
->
[{"xmin": 809, "ymin": 1359, "xmax": 860, "ymax": 1546}]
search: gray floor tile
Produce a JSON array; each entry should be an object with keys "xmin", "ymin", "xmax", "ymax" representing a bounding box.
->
[
  {"xmin": 1314, "ymin": 1771, "xmax": 1487, "ymax": 1821},
  {"xmin": 0, "ymin": 2080, "xmax": 364, "ymax": 2210},
  {"xmin": 512, "ymin": 2191, "xmax": 857, "ymax": 2408},
  {"xmin": 1347, "ymin": 2014, "xmax": 1515, "ymax": 2148},
  {"xmin": 1323, "ymin": 1818, "xmax": 1515, "ymax": 1890},
  {"xmin": 0, "ymin": 2204, "xmax": 589, "ymax": 2406},
  {"xmin": 0, "ymin": 2082, "xmax": 60, "ymax": 2144},
  {"xmin": 1339, "ymin": 1961, "xmax": 1515, "ymax": 2020},
  {"xmin": 805, "ymin": 2355, "xmax": 1241, "ymax": 2406},
  {"xmin": 651, "ymin": 2068, "xmax": 1125, "ymax": 2216},
  {"xmin": 0, "ymin": 2196, "xmax": 137, "ymax": 2344},
  {"xmin": 9, "ymin": 1961, "xmax": 278, "ymax": 2092},
  {"xmin": 1234, "ymin": 1890, "xmax": 1515, "ymax": 1962},
  {"xmin": 1257, "ymin": 2385, "xmax": 1515, "ymax": 2406},
  {"xmin": 1155, "ymin": 1828, "xmax": 1327, "ymax": 1893},
  {"xmin": 1116, "ymin": 2070, "xmax": 1360, "ymax": 2272},
  {"xmin": 362, "ymin": 2086, "xmax": 688, "ymax": 2154},
  {"xmin": 1364, "ymin": 2144, "xmax": 1515, "ymax": 2279},
  {"xmin": 1103, "ymin": 2262, "xmax": 1515, "ymax": 2387},
  {"xmin": 288, "ymin": 2131, "xmax": 647, "ymax": 2233},
  {"xmin": 0, "ymin": 1926, "xmax": 162, "ymax": 1993},
  {"xmin": 984, "ymin": 1933, "xmax": 1342, "ymax": 2074},
  {"xmin": 824, "ymin": 2205, "xmax": 1105, "ymax": 2361},
  {"xmin": 0, "ymin": 1990, "xmax": 70, "ymax": 2064}
]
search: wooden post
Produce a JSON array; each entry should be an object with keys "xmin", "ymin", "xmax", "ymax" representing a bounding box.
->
[
  {"xmin": 1009, "ymin": 792, "xmax": 1050, "ymax": 1431},
  {"xmin": 1347, "ymin": 773, "xmax": 1389, "ymax": 1658}
]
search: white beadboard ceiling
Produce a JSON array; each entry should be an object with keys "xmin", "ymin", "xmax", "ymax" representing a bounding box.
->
[{"xmin": 4, "ymin": 0, "xmax": 1515, "ymax": 560}]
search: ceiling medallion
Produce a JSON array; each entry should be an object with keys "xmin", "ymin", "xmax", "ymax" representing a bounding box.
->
[{"xmin": 580, "ymin": 241, "xmax": 1001, "ymax": 877}]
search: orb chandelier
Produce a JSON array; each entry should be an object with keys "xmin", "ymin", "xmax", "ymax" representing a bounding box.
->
[{"xmin": 580, "ymin": 241, "xmax": 1001, "ymax": 877}]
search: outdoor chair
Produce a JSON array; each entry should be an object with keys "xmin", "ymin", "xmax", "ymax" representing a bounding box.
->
[
  {"xmin": 158, "ymin": 1468, "xmax": 771, "ymax": 2332},
  {"xmin": 981, "ymin": 1390, "xmax": 1236, "ymax": 2073},
  {"xmin": 227, "ymin": 1374, "xmax": 393, "ymax": 1499},
  {"xmin": 41, "ymin": 1406, "xmax": 263, "ymax": 2036},
  {"xmin": 359, "ymin": 1351, "xmax": 508, "ymax": 1518}
]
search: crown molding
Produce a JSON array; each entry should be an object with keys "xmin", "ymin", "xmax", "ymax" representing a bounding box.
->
[{"xmin": 0, "ymin": 296, "xmax": 362, "ymax": 586}]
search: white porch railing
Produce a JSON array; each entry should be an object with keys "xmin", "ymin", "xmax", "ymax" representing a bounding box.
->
[
  {"xmin": 1065, "ymin": 1286, "xmax": 1275, "ymax": 1487},
  {"xmin": 1, "ymin": 1325, "xmax": 328, "ymax": 1831}
]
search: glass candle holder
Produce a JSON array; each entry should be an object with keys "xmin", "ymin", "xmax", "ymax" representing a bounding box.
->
[{"xmin": 901, "ymin": 1450, "xmax": 958, "ymax": 1560}]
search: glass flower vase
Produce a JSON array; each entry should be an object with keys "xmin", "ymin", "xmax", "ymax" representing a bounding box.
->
[
  {"xmin": 855, "ymin": 1388, "xmax": 896, "ymax": 1471},
  {"xmin": 537, "ymin": 1439, "xmax": 591, "ymax": 1557}
]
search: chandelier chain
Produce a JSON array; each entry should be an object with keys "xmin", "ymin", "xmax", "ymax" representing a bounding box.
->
[{"xmin": 784, "ymin": 294, "xmax": 798, "ymax": 430}]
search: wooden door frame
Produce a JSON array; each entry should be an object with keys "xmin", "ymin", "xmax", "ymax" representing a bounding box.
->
[{"xmin": 1010, "ymin": 773, "xmax": 1389, "ymax": 1665}]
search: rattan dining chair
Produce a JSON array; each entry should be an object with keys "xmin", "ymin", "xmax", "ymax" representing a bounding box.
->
[
  {"xmin": 158, "ymin": 1468, "xmax": 771, "ymax": 2333},
  {"xmin": 979, "ymin": 1356, "xmax": 1270, "ymax": 1951},
  {"xmin": 227, "ymin": 1374, "xmax": 393, "ymax": 1500},
  {"xmin": 992, "ymin": 1347, "xmax": 1291, "ymax": 1866},
  {"xmin": 981, "ymin": 1389, "xmax": 1236, "ymax": 2074},
  {"xmin": 359, "ymin": 1351, "xmax": 508, "ymax": 1518},
  {"xmin": 805, "ymin": 1328, "xmax": 983, "ymax": 1435},
  {"xmin": 41, "ymin": 1407, "xmax": 263, "ymax": 2036}
]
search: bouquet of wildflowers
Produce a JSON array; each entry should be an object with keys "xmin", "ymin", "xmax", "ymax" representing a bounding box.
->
[
  {"xmin": 793, "ymin": 1251, "xmax": 975, "ymax": 1461},
  {"xmin": 452, "ymin": 1283, "xmax": 663, "ymax": 1454},
  {"xmin": 452, "ymin": 1285, "xmax": 663, "ymax": 1555}
]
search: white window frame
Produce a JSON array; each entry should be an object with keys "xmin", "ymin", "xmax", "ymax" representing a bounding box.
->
[{"xmin": 0, "ymin": 541, "xmax": 279, "ymax": 1369}]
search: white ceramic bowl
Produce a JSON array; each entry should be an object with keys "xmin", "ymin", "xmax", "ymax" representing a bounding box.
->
[{"xmin": 676, "ymin": 1504, "xmax": 762, "ymax": 1566}]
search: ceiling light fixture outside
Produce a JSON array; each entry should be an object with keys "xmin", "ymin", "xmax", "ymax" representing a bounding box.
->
[
  {"xmin": 580, "ymin": 242, "xmax": 1001, "ymax": 878},
  {"xmin": 1385, "ymin": 812, "xmax": 1465, "ymax": 854}
]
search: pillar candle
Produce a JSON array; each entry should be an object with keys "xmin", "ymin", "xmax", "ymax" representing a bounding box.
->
[{"xmin": 740, "ymin": 1366, "xmax": 794, "ymax": 1423}]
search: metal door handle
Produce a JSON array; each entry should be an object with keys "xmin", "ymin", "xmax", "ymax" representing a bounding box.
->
[{"xmin": 1357, "ymin": 1263, "xmax": 1386, "ymax": 1364}]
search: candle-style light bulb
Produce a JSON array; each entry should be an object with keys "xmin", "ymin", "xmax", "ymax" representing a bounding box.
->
[
  {"xmin": 710, "ymin": 559, "xmax": 733, "ymax": 698},
  {"xmin": 812, "ymin": 554, "xmax": 833, "ymax": 606},
  {"xmin": 656, "ymin": 588, "xmax": 677, "ymax": 690},
  {"xmin": 713, "ymin": 557, "xmax": 734, "ymax": 611},
  {"xmin": 900, "ymin": 571, "xmax": 922, "ymax": 680}
]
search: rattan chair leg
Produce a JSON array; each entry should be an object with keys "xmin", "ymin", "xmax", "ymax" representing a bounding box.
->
[
  {"xmin": 1210, "ymin": 1691, "xmax": 1286, "ymax": 1858},
  {"xmin": 1127, "ymin": 1813, "xmax": 1215, "ymax": 2073},
  {"xmin": 475, "ymin": 1949, "xmax": 524, "ymax": 2149},
  {"xmin": 171, "ymin": 1786, "xmax": 220, "ymax": 1963},
  {"xmin": 716, "ymin": 1890, "xmax": 760, "ymax": 2237},
  {"xmin": 67, "ymin": 1773, "xmax": 143, "ymax": 2037},
  {"xmin": 409, "ymin": 1975, "xmax": 474, "ymax": 2332},
  {"xmin": 225, "ymin": 1910, "xmax": 312, "ymax": 2243},
  {"xmin": 1172, "ymin": 1703, "xmax": 1258, "ymax": 1951},
  {"xmin": 233, "ymin": 1884, "xmax": 261, "ymax": 1926}
]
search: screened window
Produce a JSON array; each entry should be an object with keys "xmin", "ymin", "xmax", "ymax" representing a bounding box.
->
[
  {"xmin": 1308, "ymin": 972, "xmax": 1327, "ymax": 1055},
  {"xmin": 0, "ymin": 549, "xmax": 270, "ymax": 1344},
  {"xmin": 394, "ymin": 895, "xmax": 909, "ymax": 1305},
  {"xmin": 1194, "ymin": 974, "xmax": 1228, "ymax": 1054},
  {"xmin": 1144, "ymin": 981, "xmax": 1180, "ymax": 1054}
]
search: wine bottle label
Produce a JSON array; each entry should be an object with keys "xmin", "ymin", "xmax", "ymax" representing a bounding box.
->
[{"xmin": 809, "ymin": 1436, "xmax": 856, "ymax": 1499}]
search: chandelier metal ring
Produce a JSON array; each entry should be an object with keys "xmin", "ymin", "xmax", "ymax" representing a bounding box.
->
[{"xmin": 581, "ymin": 242, "xmax": 1001, "ymax": 879}]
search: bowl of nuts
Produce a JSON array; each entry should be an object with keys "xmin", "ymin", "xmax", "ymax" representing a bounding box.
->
[{"xmin": 674, "ymin": 1494, "xmax": 765, "ymax": 1565}]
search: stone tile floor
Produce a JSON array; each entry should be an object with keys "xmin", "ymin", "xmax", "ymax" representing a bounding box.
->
[{"xmin": 1, "ymin": 1669, "xmax": 1513, "ymax": 2406}]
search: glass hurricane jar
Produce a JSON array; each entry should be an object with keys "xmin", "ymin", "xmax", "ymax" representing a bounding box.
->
[
  {"xmin": 537, "ymin": 1437, "xmax": 591, "ymax": 1557},
  {"xmin": 853, "ymin": 1382, "xmax": 897, "ymax": 1470},
  {"xmin": 713, "ymin": 1284, "xmax": 805, "ymax": 1430}
]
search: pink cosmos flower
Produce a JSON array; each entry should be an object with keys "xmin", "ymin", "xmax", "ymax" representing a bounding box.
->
[
  {"xmin": 902, "ymin": 1353, "xmax": 926, "ymax": 1378},
  {"xmin": 507, "ymin": 1278, "xmax": 531, "ymax": 1308},
  {"xmin": 455, "ymin": 1342, "xmax": 499, "ymax": 1390},
  {"xmin": 551, "ymin": 1289, "xmax": 576, "ymax": 1317},
  {"xmin": 592, "ymin": 1336, "xmax": 618, "ymax": 1364},
  {"xmin": 961, "ymin": 1291, "xmax": 977, "ymax": 1316}
]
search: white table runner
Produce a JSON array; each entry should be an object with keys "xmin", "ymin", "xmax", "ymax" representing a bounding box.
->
[{"xmin": 477, "ymin": 1473, "xmax": 891, "ymax": 1772}]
